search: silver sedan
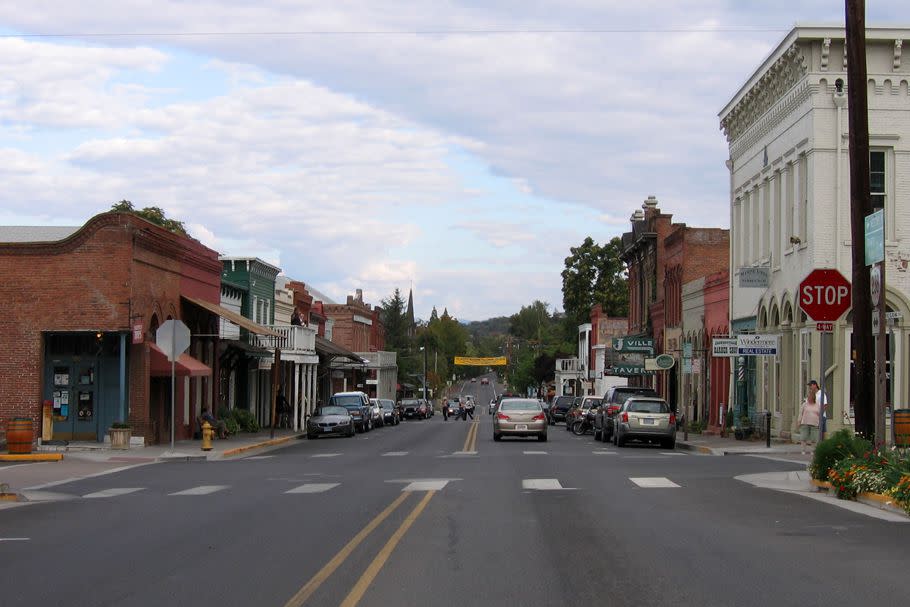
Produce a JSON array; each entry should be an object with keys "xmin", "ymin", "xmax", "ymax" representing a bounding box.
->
[
  {"xmin": 306, "ymin": 405, "xmax": 356, "ymax": 439},
  {"xmin": 493, "ymin": 398, "xmax": 547, "ymax": 442}
]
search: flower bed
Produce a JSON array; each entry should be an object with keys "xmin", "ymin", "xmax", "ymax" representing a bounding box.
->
[{"xmin": 809, "ymin": 429, "xmax": 910, "ymax": 515}]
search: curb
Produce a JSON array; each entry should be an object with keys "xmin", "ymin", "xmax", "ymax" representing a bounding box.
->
[
  {"xmin": 675, "ymin": 442, "xmax": 719, "ymax": 455},
  {"xmin": 1, "ymin": 453, "xmax": 64, "ymax": 462},
  {"xmin": 220, "ymin": 434, "xmax": 300, "ymax": 458},
  {"xmin": 811, "ymin": 479, "xmax": 909, "ymax": 518}
]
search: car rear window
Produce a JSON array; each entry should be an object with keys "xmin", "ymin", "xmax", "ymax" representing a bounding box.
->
[
  {"xmin": 500, "ymin": 400, "xmax": 542, "ymax": 411},
  {"xmin": 554, "ymin": 397, "xmax": 574, "ymax": 407},
  {"xmin": 610, "ymin": 389, "xmax": 657, "ymax": 404},
  {"xmin": 627, "ymin": 400, "xmax": 670, "ymax": 414},
  {"xmin": 330, "ymin": 395, "xmax": 364, "ymax": 407}
]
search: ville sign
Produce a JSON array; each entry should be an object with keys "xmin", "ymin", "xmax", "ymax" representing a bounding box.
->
[{"xmin": 799, "ymin": 269, "xmax": 852, "ymax": 322}]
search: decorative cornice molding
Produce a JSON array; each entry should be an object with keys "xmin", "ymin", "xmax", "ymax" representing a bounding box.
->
[
  {"xmin": 729, "ymin": 80, "xmax": 813, "ymax": 160},
  {"xmin": 721, "ymin": 42, "xmax": 808, "ymax": 143}
]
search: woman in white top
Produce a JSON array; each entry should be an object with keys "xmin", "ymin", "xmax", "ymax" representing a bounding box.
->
[{"xmin": 798, "ymin": 380, "xmax": 824, "ymax": 453}]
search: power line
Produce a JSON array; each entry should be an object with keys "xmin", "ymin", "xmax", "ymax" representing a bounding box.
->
[{"xmin": 1, "ymin": 26, "xmax": 790, "ymax": 39}]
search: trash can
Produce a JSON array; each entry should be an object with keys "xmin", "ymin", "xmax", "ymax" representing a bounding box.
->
[
  {"xmin": 894, "ymin": 409, "xmax": 910, "ymax": 448},
  {"xmin": 6, "ymin": 417, "xmax": 34, "ymax": 454}
]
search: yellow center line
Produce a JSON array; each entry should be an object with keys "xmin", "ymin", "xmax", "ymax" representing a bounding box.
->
[
  {"xmin": 282, "ymin": 492, "xmax": 411, "ymax": 607},
  {"xmin": 468, "ymin": 421, "xmax": 479, "ymax": 452},
  {"xmin": 461, "ymin": 422, "xmax": 475, "ymax": 452},
  {"xmin": 339, "ymin": 490, "xmax": 437, "ymax": 607}
]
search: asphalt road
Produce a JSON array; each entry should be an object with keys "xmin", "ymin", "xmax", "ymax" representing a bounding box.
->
[{"xmin": 2, "ymin": 377, "xmax": 908, "ymax": 607}]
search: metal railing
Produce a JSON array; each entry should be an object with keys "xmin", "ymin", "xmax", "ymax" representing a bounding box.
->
[{"xmin": 253, "ymin": 325, "xmax": 317, "ymax": 352}]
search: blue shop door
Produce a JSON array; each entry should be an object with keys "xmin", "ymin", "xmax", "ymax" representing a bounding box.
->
[{"xmin": 47, "ymin": 360, "xmax": 98, "ymax": 441}]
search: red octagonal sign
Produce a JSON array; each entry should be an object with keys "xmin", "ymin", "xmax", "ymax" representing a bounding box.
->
[{"xmin": 799, "ymin": 269, "xmax": 852, "ymax": 322}]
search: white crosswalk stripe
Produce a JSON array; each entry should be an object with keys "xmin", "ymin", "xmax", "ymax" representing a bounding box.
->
[
  {"xmin": 592, "ymin": 450, "xmax": 616, "ymax": 455},
  {"xmin": 382, "ymin": 452, "xmax": 408, "ymax": 457},
  {"xmin": 523, "ymin": 451, "xmax": 548, "ymax": 455},
  {"xmin": 522, "ymin": 479, "xmax": 574, "ymax": 491},
  {"xmin": 660, "ymin": 452, "xmax": 685, "ymax": 456},
  {"xmin": 83, "ymin": 488, "xmax": 145, "ymax": 499},
  {"xmin": 245, "ymin": 455, "xmax": 275, "ymax": 460},
  {"xmin": 629, "ymin": 477, "xmax": 680, "ymax": 488},
  {"xmin": 169, "ymin": 485, "xmax": 230, "ymax": 496},
  {"xmin": 311, "ymin": 453, "xmax": 341, "ymax": 458},
  {"xmin": 285, "ymin": 483, "xmax": 340, "ymax": 494},
  {"xmin": 402, "ymin": 480, "xmax": 449, "ymax": 491}
]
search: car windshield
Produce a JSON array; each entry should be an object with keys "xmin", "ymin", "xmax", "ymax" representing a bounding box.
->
[
  {"xmin": 317, "ymin": 406, "xmax": 348, "ymax": 416},
  {"xmin": 626, "ymin": 400, "xmax": 670, "ymax": 414},
  {"xmin": 330, "ymin": 395, "xmax": 364, "ymax": 408},
  {"xmin": 500, "ymin": 400, "xmax": 541, "ymax": 411},
  {"xmin": 381, "ymin": 402, "xmax": 394, "ymax": 410}
]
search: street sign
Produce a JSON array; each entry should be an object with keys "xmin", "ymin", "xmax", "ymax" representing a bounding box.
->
[
  {"xmin": 737, "ymin": 334, "xmax": 779, "ymax": 356},
  {"xmin": 872, "ymin": 308, "xmax": 880, "ymax": 334},
  {"xmin": 712, "ymin": 337, "xmax": 738, "ymax": 357},
  {"xmin": 870, "ymin": 265, "xmax": 882, "ymax": 306},
  {"xmin": 798, "ymin": 269, "xmax": 852, "ymax": 322},
  {"xmin": 864, "ymin": 209, "xmax": 884, "ymax": 266},
  {"xmin": 655, "ymin": 354, "xmax": 675, "ymax": 369},
  {"xmin": 738, "ymin": 266, "xmax": 770, "ymax": 288},
  {"xmin": 156, "ymin": 319, "xmax": 191, "ymax": 361},
  {"xmin": 885, "ymin": 311, "xmax": 902, "ymax": 320},
  {"xmin": 816, "ymin": 322, "xmax": 834, "ymax": 332},
  {"xmin": 611, "ymin": 337, "xmax": 654, "ymax": 354}
]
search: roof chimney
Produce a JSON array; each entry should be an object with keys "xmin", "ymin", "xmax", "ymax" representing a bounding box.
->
[
  {"xmin": 630, "ymin": 209, "xmax": 645, "ymax": 222},
  {"xmin": 642, "ymin": 195, "xmax": 658, "ymax": 210},
  {"xmin": 355, "ymin": 288, "xmax": 363, "ymax": 303}
]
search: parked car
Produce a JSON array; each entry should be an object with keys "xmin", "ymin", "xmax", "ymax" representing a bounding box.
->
[
  {"xmin": 328, "ymin": 392, "xmax": 373, "ymax": 433},
  {"xmin": 306, "ymin": 405, "xmax": 355, "ymax": 439},
  {"xmin": 594, "ymin": 386, "xmax": 659, "ymax": 442},
  {"xmin": 447, "ymin": 398, "xmax": 460, "ymax": 417},
  {"xmin": 480, "ymin": 377, "xmax": 489, "ymax": 385},
  {"xmin": 368, "ymin": 398, "xmax": 385, "ymax": 428},
  {"xmin": 401, "ymin": 398, "xmax": 430, "ymax": 420},
  {"xmin": 612, "ymin": 397, "xmax": 676, "ymax": 449},
  {"xmin": 493, "ymin": 398, "xmax": 548, "ymax": 442},
  {"xmin": 548, "ymin": 395, "xmax": 575, "ymax": 425},
  {"xmin": 378, "ymin": 398, "xmax": 400, "ymax": 425}
]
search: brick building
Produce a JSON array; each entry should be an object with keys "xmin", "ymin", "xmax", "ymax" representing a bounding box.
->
[
  {"xmin": 0, "ymin": 212, "xmax": 222, "ymax": 446},
  {"xmin": 620, "ymin": 197, "xmax": 730, "ymax": 416}
]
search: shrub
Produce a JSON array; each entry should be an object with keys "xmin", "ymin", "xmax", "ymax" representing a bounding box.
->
[
  {"xmin": 890, "ymin": 475, "xmax": 910, "ymax": 515},
  {"xmin": 230, "ymin": 408, "xmax": 260, "ymax": 433},
  {"xmin": 827, "ymin": 459, "xmax": 858, "ymax": 499},
  {"xmin": 224, "ymin": 417, "xmax": 240, "ymax": 436},
  {"xmin": 809, "ymin": 429, "xmax": 871, "ymax": 480}
]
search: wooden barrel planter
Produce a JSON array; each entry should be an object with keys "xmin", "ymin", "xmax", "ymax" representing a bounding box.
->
[
  {"xmin": 6, "ymin": 418, "xmax": 34, "ymax": 454},
  {"xmin": 895, "ymin": 409, "xmax": 910, "ymax": 448}
]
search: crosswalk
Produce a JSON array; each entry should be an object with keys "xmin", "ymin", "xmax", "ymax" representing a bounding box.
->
[{"xmin": 53, "ymin": 474, "xmax": 689, "ymax": 502}]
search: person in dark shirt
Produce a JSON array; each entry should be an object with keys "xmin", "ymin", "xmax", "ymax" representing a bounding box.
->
[{"xmin": 201, "ymin": 407, "xmax": 228, "ymax": 439}]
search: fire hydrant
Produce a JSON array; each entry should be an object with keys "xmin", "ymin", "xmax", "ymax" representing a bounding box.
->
[{"xmin": 201, "ymin": 421, "xmax": 214, "ymax": 451}]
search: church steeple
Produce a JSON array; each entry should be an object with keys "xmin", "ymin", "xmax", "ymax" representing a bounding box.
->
[{"xmin": 406, "ymin": 288, "xmax": 415, "ymax": 337}]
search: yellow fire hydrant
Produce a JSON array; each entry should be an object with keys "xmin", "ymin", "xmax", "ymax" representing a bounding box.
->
[{"xmin": 201, "ymin": 421, "xmax": 214, "ymax": 451}]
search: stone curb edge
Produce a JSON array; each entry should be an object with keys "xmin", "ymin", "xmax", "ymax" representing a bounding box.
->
[
  {"xmin": 811, "ymin": 479, "xmax": 909, "ymax": 518},
  {"xmin": 675, "ymin": 442, "xmax": 719, "ymax": 455},
  {"xmin": 220, "ymin": 434, "xmax": 300, "ymax": 457},
  {"xmin": 0, "ymin": 453, "xmax": 64, "ymax": 462}
]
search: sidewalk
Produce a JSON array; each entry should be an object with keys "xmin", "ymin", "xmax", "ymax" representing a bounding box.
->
[
  {"xmin": 1, "ymin": 430, "xmax": 304, "ymax": 504},
  {"xmin": 676, "ymin": 431, "xmax": 810, "ymax": 458}
]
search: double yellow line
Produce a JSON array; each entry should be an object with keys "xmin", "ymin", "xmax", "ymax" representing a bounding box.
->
[
  {"xmin": 283, "ymin": 490, "xmax": 436, "ymax": 607},
  {"xmin": 462, "ymin": 421, "xmax": 479, "ymax": 453}
]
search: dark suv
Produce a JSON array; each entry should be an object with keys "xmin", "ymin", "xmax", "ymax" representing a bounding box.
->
[
  {"xmin": 548, "ymin": 395, "xmax": 576, "ymax": 425},
  {"xmin": 594, "ymin": 385, "xmax": 659, "ymax": 442},
  {"xmin": 329, "ymin": 391, "xmax": 373, "ymax": 433}
]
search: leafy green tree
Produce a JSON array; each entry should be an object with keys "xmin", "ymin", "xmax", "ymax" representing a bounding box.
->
[
  {"xmin": 110, "ymin": 200, "xmax": 188, "ymax": 236},
  {"xmin": 561, "ymin": 236, "xmax": 627, "ymax": 327}
]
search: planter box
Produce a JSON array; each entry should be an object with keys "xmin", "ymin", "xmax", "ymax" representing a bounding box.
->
[
  {"xmin": 811, "ymin": 479, "xmax": 908, "ymax": 518},
  {"xmin": 108, "ymin": 427, "xmax": 131, "ymax": 450}
]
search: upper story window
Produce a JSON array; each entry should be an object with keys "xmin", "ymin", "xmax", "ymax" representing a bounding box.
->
[{"xmin": 870, "ymin": 150, "xmax": 886, "ymax": 211}]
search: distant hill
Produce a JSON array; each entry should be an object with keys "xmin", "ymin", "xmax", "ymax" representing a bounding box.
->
[{"xmin": 464, "ymin": 316, "xmax": 511, "ymax": 339}]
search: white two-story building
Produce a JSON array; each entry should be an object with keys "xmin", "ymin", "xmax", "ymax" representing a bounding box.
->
[{"xmin": 720, "ymin": 25, "xmax": 910, "ymax": 438}]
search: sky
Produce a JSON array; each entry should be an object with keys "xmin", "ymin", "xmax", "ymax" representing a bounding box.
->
[{"xmin": 1, "ymin": 2, "xmax": 906, "ymax": 321}]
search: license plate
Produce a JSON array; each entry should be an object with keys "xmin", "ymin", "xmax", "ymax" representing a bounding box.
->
[
  {"xmin": 322, "ymin": 427, "xmax": 334, "ymax": 432},
  {"xmin": 515, "ymin": 424, "xmax": 528, "ymax": 431},
  {"xmin": 641, "ymin": 418, "xmax": 655, "ymax": 425}
]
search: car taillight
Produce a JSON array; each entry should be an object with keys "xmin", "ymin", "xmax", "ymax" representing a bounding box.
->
[
  {"xmin": 669, "ymin": 414, "xmax": 676, "ymax": 426},
  {"xmin": 621, "ymin": 412, "xmax": 629, "ymax": 423},
  {"xmin": 532, "ymin": 413, "xmax": 545, "ymax": 421},
  {"xmin": 608, "ymin": 406, "xmax": 620, "ymax": 416},
  {"xmin": 497, "ymin": 412, "xmax": 510, "ymax": 421}
]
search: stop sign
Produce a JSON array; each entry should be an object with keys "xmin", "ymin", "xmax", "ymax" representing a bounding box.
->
[
  {"xmin": 799, "ymin": 269, "xmax": 852, "ymax": 321},
  {"xmin": 156, "ymin": 319, "xmax": 191, "ymax": 362}
]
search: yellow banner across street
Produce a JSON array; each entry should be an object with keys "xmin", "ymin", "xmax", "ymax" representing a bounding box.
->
[{"xmin": 454, "ymin": 356, "xmax": 508, "ymax": 366}]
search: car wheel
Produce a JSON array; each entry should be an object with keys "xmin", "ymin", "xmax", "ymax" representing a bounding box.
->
[
  {"xmin": 617, "ymin": 433, "xmax": 626, "ymax": 448},
  {"xmin": 612, "ymin": 431, "xmax": 618, "ymax": 446},
  {"xmin": 594, "ymin": 428, "xmax": 602, "ymax": 441},
  {"xmin": 307, "ymin": 433, "xmax": 317, "ymax": 440},
  {"xmin": 538, "ymin": 434, "xmax": 547, "ymax": 442},
  {"xmin": 348, "ymin": 427, "xmax": 355, "ymax": 437},
  {"xmin": 664, "ymin": 437, "xmax": 676, "ymax": 450},
  {"xmin": 493, "ymin": 433, "xmax": 502, "ymax": 442}
]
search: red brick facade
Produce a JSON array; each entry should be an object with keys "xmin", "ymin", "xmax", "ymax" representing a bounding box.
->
[
  {"xmin": 323, "ymin": 289, "xmax": 385, "ymax": 353},
  {"xmin": 0, "ymin": 212, "xmax": 221, "ymax": 446}
]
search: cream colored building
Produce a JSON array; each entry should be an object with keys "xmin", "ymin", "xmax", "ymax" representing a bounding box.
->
[{"xmin": 719, "ymin": 25, "xmax": 910, "ymax": 438}]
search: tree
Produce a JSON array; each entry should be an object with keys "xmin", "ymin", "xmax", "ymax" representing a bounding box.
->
[
  {"xmin": 561, "ymin": 236, "xmax": 628, "ymax": 327},
  {"xmin": 509, "ymin": 301, "xmax": 551, "ymax": 342},
  {"xmin": 110, "ymin": 200, "xmax": 188, "ymax": 236},
  {"xmin": 381, "ymin": 289, "xmax": 410, "ymax": 352}
]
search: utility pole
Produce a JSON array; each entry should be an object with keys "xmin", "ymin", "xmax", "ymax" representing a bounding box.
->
[
  {"xmin": 845, "ymin": 0, "xmax": 876, "ymax": 440},
  {"xmin": 421, "ymin": 346, "xmax": 427, "ymax": 402}
]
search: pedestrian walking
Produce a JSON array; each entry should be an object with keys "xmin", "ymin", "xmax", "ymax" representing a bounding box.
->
[
  {"xmin": 442, "ymin": 400, "xmax": 449, "ymax": 421},
  {"xmin": 798, "ymin": 380, "xmax": 824, "ymax": 453},
  {"xmin": 466, "ymin": 402, "xmax": 474, "ymax": 420},
  {"xmin": 458, "ymin": 402, "xmax": 466, "ymax": 421}
]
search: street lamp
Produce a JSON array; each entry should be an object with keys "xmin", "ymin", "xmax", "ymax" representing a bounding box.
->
[{"xmin": 419, "ymin": 346, "xmax": 427, "ymax": 402}]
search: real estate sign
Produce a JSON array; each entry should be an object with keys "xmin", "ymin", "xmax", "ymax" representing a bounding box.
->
[{"xmin": 736, "ymin": 334, "xmax": 779, "ymax": 356}]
